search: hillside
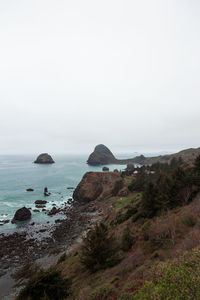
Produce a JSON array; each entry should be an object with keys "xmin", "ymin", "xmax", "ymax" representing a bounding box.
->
[
  {"xmin": 14, "ymin": 154, "xmax": 200, "ymax": 299},
  {"xmin": 87, "ymin": 144, "xmax": 200, "ymax": 166}
]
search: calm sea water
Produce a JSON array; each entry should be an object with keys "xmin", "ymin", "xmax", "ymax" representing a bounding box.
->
[{"xmin": 0, "ymin": 155, "xmax": 126, "ymax": 232}]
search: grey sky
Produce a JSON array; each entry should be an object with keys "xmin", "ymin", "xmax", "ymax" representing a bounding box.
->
[{"xmin": 0, "ymin": 0, "xmax": 200, "ymax": 155}]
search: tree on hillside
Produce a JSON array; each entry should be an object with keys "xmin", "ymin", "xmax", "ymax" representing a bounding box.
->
[
  {"xmin": 142, "ymin": 182, "xmax": 158, "ymax": 218},
  {"xmin": 80, "ymin": 223, "xmax": 119, "ymax": 272},
  {"xmin": 194, "ymin": 155, "xmax": 200, "ymax": 174}
]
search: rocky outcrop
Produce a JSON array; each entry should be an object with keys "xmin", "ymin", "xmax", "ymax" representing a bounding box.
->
[
  {"xmin": 102, "ymin": 166, "xmax": 109, "ymax": 171},
  {"xmin": 11, "ymin": 207, "xmax": 31, "ymax": 224},
  {"xmin": 48, "ymin": 207, "xmax": 60, "ymax": 216},
  {"xmin": 34, "ymin": 153, "xmax": 55, "ymax": 164},
  {"xmin": 73, "ymin": 171, "xmax": 123, "ymax": 204},
  {"xmin": 87, "ymin": 144, "xmax": 117, "ymax": 165},
  {"xmin": 26, "ymin": 188, "xmax": 34, "ymax": 192},
  {"xmin": 35, "ymin": 200, "xmax": 47, "ymax": 205}
]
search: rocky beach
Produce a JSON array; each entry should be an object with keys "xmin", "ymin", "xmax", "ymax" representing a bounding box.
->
[{"xmin": 0, "ymin": 197, "xmax": 105, "ymax": 299}]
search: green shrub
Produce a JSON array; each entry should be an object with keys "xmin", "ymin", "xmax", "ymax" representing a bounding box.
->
[
  {"xmin": 135, "ymin": 264, "xmax": 200, "ymax": 299},
  {"xmin": 141, "ymin": 220, "xmax": 151, "ymax": 241},
  {"xmin": 180, "ymin": 213, "xmax": 197, "ymax": 227},
  {"xmin": 121, "ymin": 226, "xmax": 133, "ymax": 251},
  {"xmin": 57, "ymin": 253, "xmax": 67, "ymax": 264},
  {"xmin": 89, "ymin": 285, "xmax": 116, "ymax": 300},
  {"xmin": 16, "ymin": 270, "xmax": 71, "ymax": 300},
  {"xmin": 80, "ymin": 223, "xmax": 120, "ymax": 272},
  {"xmin": 134, "ymin": 247, "xmax": 200, "ymax": 299},
  {"xmin": 114, "ymin": 212, "xmax": 128, "ymax": 225}
]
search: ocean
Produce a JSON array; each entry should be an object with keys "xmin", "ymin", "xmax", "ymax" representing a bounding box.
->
[{"xmin": 0, "ymin": 155, "xmax": 126, "ymax": 232}]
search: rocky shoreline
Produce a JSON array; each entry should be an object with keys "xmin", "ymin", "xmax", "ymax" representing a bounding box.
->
[
  {"xmin": 0, "ymin": 201, "xmax": 103, "ymax": 299},
  {"xmin": 0, "ymin": 171, "xmax": 120, "ymax": 299}
]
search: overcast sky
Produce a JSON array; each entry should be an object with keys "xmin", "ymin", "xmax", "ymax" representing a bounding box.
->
[{"xmin": 0, "ymin": 0, "xmax": 200, "ymax": 155}]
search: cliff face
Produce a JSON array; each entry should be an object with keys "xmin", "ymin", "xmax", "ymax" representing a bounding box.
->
[
  {"xmin": 34, "ymin": 153, "xmax": 55, "ymax": 164},
  {"xmin": 87, "ymin": 144, "xmax": 117, "ymax": 165},
  {"xmin": 73, "ymin": 171, "xmax": 123, "ymax": 203}
]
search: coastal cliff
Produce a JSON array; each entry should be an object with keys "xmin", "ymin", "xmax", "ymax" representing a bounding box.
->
[{"xmin": 73, "ymin": 171, "xmax": 123, "ymax": 203}]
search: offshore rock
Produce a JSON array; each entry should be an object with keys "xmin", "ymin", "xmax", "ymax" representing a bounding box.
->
[
  {"xmin": 73, "ymin": 171, "xmax": 123, "ymax": 203},
  {"xmin": 11, "ymin": 207, "xmax": 31, "ymax": 224},
  {"xmin": 102, "ymin": 166, "xmax": 109, "ymax": 171},
  {"xmin": 26, "ymin": 188, "xmax": 34, "ymax": 192},
  {"xmin": 87, "ymin": 144, "xmax": 117, "ymax": 165},
  {"xmin": 35, "ymin": 200, "xmax": 47, "ymax": 205},
  {"xmin": 34, "ymin": 153, "xmax": 55, "ymax": 164}
]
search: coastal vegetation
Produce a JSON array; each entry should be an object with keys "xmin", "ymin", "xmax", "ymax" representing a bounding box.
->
[{"xmin": 14, "ymin": 154, "xmax": 200, "ymax": 299}]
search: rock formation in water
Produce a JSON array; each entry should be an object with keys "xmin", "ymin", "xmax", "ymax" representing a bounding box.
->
[
  {"xmin": 11, "ymin": 207, "xmax": 31, "ymax": 223},
  {"xmin": 102, "ymin": 166, "xmax": 109, "ymax": 171},
  {"xmin": 73, "ymin": 171, "xmax": 123, "ymax": 203},
  {"xmin": 87, "ymin": 144, "xmax": 117, "ymax": 165},
  {"xmin": 35, "ymin": 200, "xmax": 47, "ymax": 205},
  {"xmin": 26, "ymin": 188, "xmax": 34, "ymax": 192},
  {"xmin": 34, "ymin": 153, "xmax": 55, "ymax": 164}
]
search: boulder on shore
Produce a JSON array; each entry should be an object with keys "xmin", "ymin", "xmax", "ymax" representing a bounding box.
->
[
  {"xmin": 73, "ymin": 171, "xmax": 123, "ymax": 204},
  {"xmin": 11, "ymin": 207, "xmax": 31, "ymax": 224},
  {"xmin": 48, "ymin": 207, "xmax": 59, "ymax": 216},
  {"xmin": 34, "ymin": 153, "xmax": 55, "ymax": 164},
  {"xmin": 87, "ymin": 144, "xmax": 117, "ymax": 165}
]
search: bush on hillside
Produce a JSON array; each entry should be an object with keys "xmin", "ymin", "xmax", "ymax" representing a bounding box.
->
[
  {"xmin": 121, "ymin": 226, "xmax": 134, "ymax": 251},
  {"xmin": 16, "ymin": 270, "xmax": 71, "ymax": 300},
  {"xmin": 80, "ymin": 223, "xmax": 120, "ymax": 272},
  {"xmin": 134, "ymin": 247, "xmax": 200, "ymax": 299}
]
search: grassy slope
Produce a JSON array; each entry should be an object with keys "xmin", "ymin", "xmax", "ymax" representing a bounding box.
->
[{"xmin": 53, "ymin": 176, "xmax": 200, "ymax": 300}]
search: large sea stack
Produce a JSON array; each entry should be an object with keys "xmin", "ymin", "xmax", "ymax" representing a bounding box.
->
[
  {"xmin": 87, "ymin": 144, "xmax": 117, "ymax": 165},
  {"xmin": 34, "ymin": 153, "xmax": 55, "ymax": 164}
]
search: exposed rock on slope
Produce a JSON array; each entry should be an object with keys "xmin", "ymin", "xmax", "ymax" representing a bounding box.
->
[
  {"xmin": 34, "ymin": 153, "xmax": 55, "ymax": 164},
  {"xmin": 11, "ymin": 207, "xmax": 31, "ymax": 223},
  {"xmin": 87, "ymin": 144, "xmax": 117, "ymax": 165},
  {"xmin": 73, "ymin": 172, "xmax": 123, "ymax": 203}
]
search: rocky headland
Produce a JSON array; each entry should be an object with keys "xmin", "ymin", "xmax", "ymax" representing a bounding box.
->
[
  {"xmin": 73, "ymin": 171, "xmax": 123, "ymax": 204},
  {"xmin": 34, "ymin": 153, "xmax": 55, "ymax": 164},
  {"xmin": 87, "ymin": 144, "xmax": 200, "ymax": 166}
]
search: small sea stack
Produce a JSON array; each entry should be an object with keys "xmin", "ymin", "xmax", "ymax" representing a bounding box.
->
[
  {"xmin": 34, "ymin": 153, "xmax": 55, "ymax": 164},
  {"xmin": 102, "ymin": 166, "xmax": 109, "ymax": 171}
]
